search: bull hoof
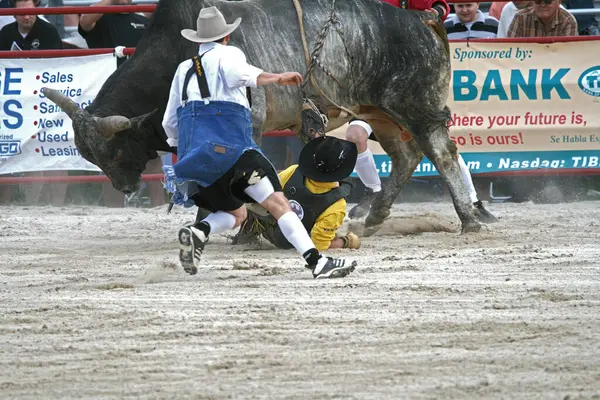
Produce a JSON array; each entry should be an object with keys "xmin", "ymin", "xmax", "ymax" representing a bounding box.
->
[
  {"xmin": 461, "ymin": 221, "xmax": 482, "ymax": 234},
  {"xmin": 363, "ymin": 223, "xmax": 382, "ymax": 238},
  {"xmin": 348, "ymin": 203, "xmax": 369, "ymax": 219},
  {"xmin": 363, "ymin": 207, "xmax": 390, "ymax": 237},
  {"xmin": 365, "ymin": 209, "xmax": 389, "ymax": 229},
  {"xmin": 474, "ymin": 201, "xmax": 499, "ymax": 224},
  {"xmin": 349, "ymin": 188, "xmax": 378, "ymax": 219}
]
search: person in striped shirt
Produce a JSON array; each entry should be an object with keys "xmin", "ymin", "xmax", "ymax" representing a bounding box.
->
[{"xmin": 444, "ymin": 2, "xmax": 499, "ymax": 39}]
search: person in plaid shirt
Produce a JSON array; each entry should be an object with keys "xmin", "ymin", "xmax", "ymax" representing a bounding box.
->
[{"xmin": 507, "ymin": 0, "xmax": 578, "ymax": 37}]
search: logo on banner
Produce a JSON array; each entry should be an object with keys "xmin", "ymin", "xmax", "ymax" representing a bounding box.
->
[
  {"xmin": 289, "ymin": 199, "xmax": 304, "ymax": 220},
  {"xmin": 0, "ymin": 140, "xmax": 22, "ymax": 156},
  {"xmin": 578, "ymin": 66, "xmax": 600, "ymax": 97}
]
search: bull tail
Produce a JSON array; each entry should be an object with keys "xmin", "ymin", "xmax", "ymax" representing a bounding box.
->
[{"xmin": 424, "ymin": 19, "xmax": 450, "ymax": 58}]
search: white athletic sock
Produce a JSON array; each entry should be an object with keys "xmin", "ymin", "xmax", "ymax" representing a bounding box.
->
[
  {"xmin": 243, "ymin": 175, "xmax": 275, "ymax": 204},
  {"xmin": 199, "ymin": 211, "xmax": 237, "ymax": 235},
  {"xmin": 457, "ymin": 154, "xmax": 479, "ymax": 203},
  {"xmin": 277, "ymin": 211, "xmax": 315, "ymax": 256},
  {"xmin": 355, "ymin": 149, "xmax": 381, "ymax": 192}
]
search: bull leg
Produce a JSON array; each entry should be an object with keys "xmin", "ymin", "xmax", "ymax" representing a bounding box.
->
[
  {"xmin": 409, "ymin": 122, "xmax": 481, "ymax": 234},
  {"xmin": 250, "ymin": 87, "xmax": 267, "ymax": 146},
  {"xmin": 360, "ymin": 119, "xmax": 422, "ymax": 237}
]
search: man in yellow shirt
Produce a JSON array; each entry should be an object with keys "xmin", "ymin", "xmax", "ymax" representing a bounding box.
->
[{"xmin": 235, "ymin": 136, "xmax": 361, "ymax": 250}]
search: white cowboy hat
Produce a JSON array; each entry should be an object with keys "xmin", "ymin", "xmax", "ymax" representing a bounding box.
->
[{"xmin": 181, "ymin": 6, "xmax": 242, "ymax": 43}]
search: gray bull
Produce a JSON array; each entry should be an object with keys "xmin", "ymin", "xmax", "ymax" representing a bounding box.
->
[{"xmin": 42, "ymin": 0, "xmax": 484, "ymax": 234}]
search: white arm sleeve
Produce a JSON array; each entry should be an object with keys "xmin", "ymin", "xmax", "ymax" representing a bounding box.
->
[
  {"xmin": 220, "ymin": 46, "xmax": 264, "ymax": 88},
  {"xmin": 162, "ymin": 63, "xmax": 184, "ymax": 147}
]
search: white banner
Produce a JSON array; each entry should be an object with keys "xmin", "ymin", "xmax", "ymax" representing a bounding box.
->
[{"xmin": 0, "ymin": 54, "xmax": 117, "ymax": 174}]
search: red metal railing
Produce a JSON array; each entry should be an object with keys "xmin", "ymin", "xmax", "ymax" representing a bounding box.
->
[
  {"xmin": 0, "ymin": 48, "xmax": 134, "ymax": 58},
  {"xmin": 0, "ymin": 5, "xmax": 156, "ymax": 15}
]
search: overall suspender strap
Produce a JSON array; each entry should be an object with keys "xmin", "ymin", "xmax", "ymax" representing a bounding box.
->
[
  {"xmin": 182, "ymin": 49, "xmax": 213, "ymax": 103},
  {"xmin": 192, "ymin": 54, "xmax": 211, "ymax": 99},
  {"xmin": 182, "ymin": 68, "xmax": 195, "ymax": 103}
]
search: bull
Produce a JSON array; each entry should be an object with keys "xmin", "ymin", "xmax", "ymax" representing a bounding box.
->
[{"xmin": 42, "ymin": 0, "xmax": 486, "ymax": 235}]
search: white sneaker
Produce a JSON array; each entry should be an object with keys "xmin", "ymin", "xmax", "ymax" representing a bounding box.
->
[{"xmin": 311, "ymin": 256, "xmax": 357, "ymax": 279}]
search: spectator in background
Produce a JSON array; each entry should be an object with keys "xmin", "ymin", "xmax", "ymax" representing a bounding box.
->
[
  {"xmin": 0, "ymin": 0, "xmax": 62, "ymax": 50},
  {"xmin": 444, "ymin": 2, "xmax": 499, "ymax": 39},
  {"xmin": 563, "ymin": 0, "xmax": 600, "ymax": 35},
  {"xmin": 78, "ymin": 0, "xmax": 148, "ymax": 67},
  {"xmin": 0, "ymin": 0, "xmax": 62, "ymax": 33},
  {"xmin": 507, "ymin": 0, "xmax": 578, "ymax": 37},
  {"xmin": 10, "ymin": 0, "xmax": 86, "ymax": 48},
  {"xmin": 497, "ymin": 1, "xmax": 533, "ymax": 38},
  {"xmin": 488, "ymin": 1, "xmax": 510, "ymax": 19}
]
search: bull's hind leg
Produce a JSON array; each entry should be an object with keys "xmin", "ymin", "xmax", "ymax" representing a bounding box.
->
[
  {"xmin": 408, "ymin": 121, "xmax": 481, "ymax": 233},
  {"xmin": 361, "ymin": 118, "xmax": 423, "ymax": 237}
]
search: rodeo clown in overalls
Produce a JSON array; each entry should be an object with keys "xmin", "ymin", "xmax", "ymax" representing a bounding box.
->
[{"xmin": 161, "ymin": 6, "xmax": 357, "ymax": 279}]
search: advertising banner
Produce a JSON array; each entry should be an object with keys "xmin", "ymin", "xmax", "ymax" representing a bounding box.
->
[
  {"xmin": 2, "ymin": 41, "xmax": 600, "ymax": 179},
  {"xmin": 0, "ymin": 54, "xmax": 117, "ymax": 174},
  {"xmin": 332, "ymin": 39, "xmax": 600, "ymax": 177}
]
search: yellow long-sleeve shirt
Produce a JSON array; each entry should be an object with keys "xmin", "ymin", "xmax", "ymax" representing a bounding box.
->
[{"xmin": 278, "ymin": 165, "xmax": 347, "ymax": 251}]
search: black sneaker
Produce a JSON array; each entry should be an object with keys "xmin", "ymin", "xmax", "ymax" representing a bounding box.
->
[
  {"xmin": 311, "ymin": 256, "xmax": 357, "ymax": 279},
  {"xmin": 473, "ymin": 200, "xmax": 499, "ymax": 224},
  {"xmin": 178, "ymin": 226, "xmax": 208, "ymax": 275},
  {"xmin": 348, "ymin": 187, "xmax": 379, "ymax": 219}
]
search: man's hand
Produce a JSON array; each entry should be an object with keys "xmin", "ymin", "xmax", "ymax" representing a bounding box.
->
[
  {"xmin": 80, "ymin": 0, "xmax": 117, "ymax": 31},
  {"xmin": 278, "ymin": 72, "xmax": 303, "ymax": 86}
]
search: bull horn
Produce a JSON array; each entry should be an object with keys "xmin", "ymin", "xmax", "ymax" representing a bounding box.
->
[
  {"xmin": 41, "ymin": 87, "xmax": 83, "ymax": 119},
  {"xmin": 93, "ymin": 116, "xmax": 132, "ymax": 139}
]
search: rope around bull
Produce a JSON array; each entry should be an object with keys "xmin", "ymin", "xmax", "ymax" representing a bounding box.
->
[{"xmin": 291, "ymin": 0, "xmax": 360, "ymax": 122}]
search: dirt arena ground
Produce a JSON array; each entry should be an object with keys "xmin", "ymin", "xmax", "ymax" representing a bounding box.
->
[{"xmin": 1, "ymin": 200, "xmax": 599, "ymax": 399}]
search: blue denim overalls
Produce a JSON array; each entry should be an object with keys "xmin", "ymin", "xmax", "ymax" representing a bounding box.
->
[{"xmin": 163, "ymin": 49, "xmax": 262, "ymax": 207}]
